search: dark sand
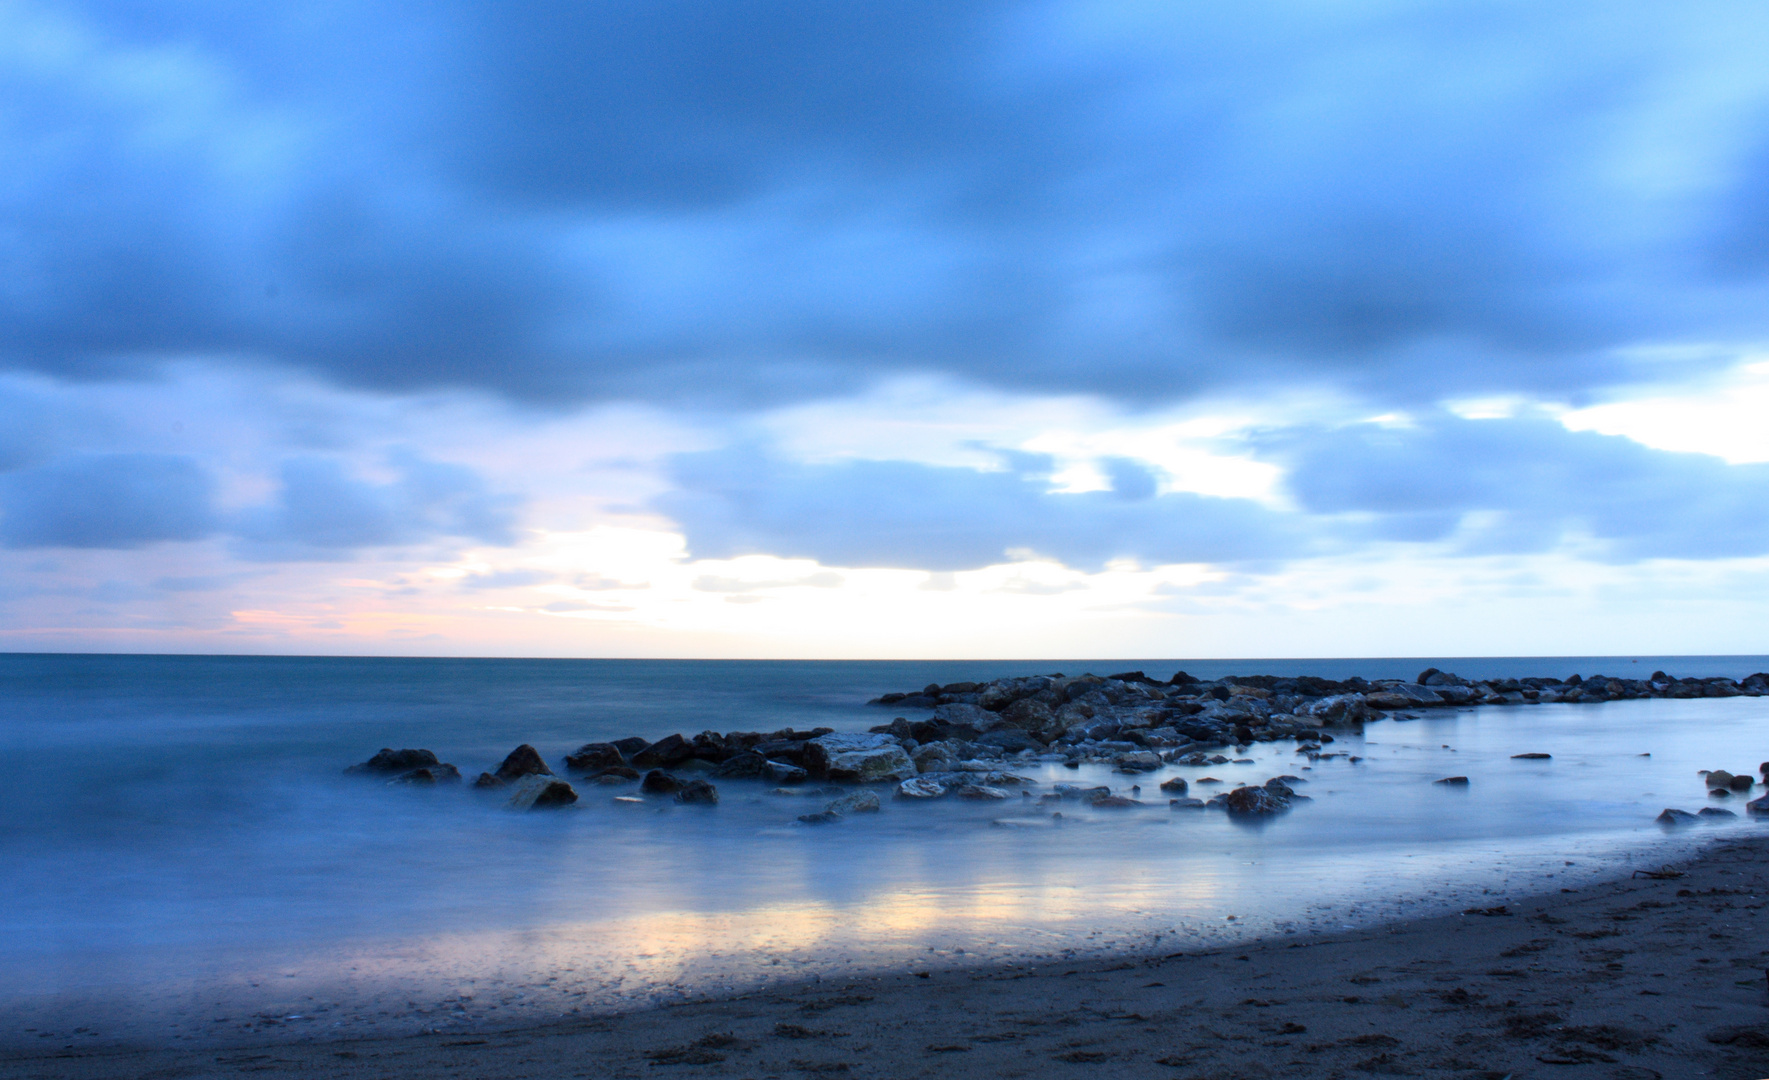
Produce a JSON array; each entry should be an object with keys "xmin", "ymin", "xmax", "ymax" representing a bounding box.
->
[{"xmin": 4, "ymin": 835, "xmax": 1767, "ymax": 1080}]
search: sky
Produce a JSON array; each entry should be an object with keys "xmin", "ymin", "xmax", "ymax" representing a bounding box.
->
[{"xmin": 4, "ymin": 0, "xmax": 1769, "ymax": 658}]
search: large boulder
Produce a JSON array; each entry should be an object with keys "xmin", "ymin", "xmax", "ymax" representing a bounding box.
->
[
  {"xmin": 631, "ymin": 734, "xmax": 694, "ymax": 769},
  {"xmin": 978, "ymin": 676, "xmax": 1053, "ymax": 711},
  {"xmin": 507, "ymin": 774, "xmax": 578, "ymax": 811},
  {"xmin": 1746, "ymin": 793, "xmax": 1769, "ymax": 815},
  {"xmin": 1657, "ymin": 807, "xmax": 1698, "ymax": 824},
  {"xmin": 474, "ymin": 744, "xmax": 552, "ymax": 788},
  {"xmin": 347, "ymin": 748, "xmax": 443, "ymax": 775},
  {"xmin": 805, "ymin": 733, "xmax": 917, "ymax": 782},
  {"xmin": 1222, "ymin": 784, "xmax": 1288, "ymax": 815},
  {"xmin": 998, "ymin": 697, "xmax": 1063, "ymax": 741},
  {"xmin": 563, "ymin": 742, "xmax": 624, "ymax": 772}
]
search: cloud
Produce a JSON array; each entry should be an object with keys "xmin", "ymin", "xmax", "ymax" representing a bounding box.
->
[
  {"xmin": 659, "ymin": 446, "xmax": 1303, "ymax": 571},
  {"xmin": 0, "ymin": 452, "xmax": 217, "ymax": 548},
  {"xmin": 4, "ymin": 1, "xmax": 1769, "ymax": 405},
  {"xmin": 233, "ymin": 453, "xmax": 519, "ymax": 560},
  {"xmin": 1266, "ymin": 413, "xmax": 1769, "ymax": 560}
]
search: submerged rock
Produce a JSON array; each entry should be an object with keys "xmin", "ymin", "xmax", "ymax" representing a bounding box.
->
[
  {"xmin": 675, "ymin": 779, "xmax": 720, "ymax": 805},
  {"xmin": 1511, "ymin": 753, "xmax": 1552, "ymax": 760},
  {"xmin": 506, "ymin": 774, "xmax": 578, "ymax": 811},
  {"xmin": 387, "ymin": 764, "xmax": 462, "ymax": 785},
  {"xmin": 1698, "ymin": 806, "xmax": 1737, "ymax": 818},
  {"xmin": 640, "ymin": 769, "xmax": 684, "ymax": 795},
  {"xmin": 1657, "ymin": 808, "xmax": 1698, "ymax": 824},
  {"xmin": 897, "ymin": 776, "xmax": 947, "ymax": 799},
  {"xmin": 347, "ymin": 748, "xmax": 445, "ymax": 775},
  {"xmin": 826, "ymin": 790, "xmax": 881, "ymax": 815},
  {"xmin": 1158, "ymin": 776, "xmax": 1189, "ymax": 795},
  {"xmin": 1433, "ymin": 776, "xmax": 1470, "ymax": 786}
]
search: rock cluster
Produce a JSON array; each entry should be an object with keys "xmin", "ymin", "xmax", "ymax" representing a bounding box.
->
[{"xmin": 346, "ymin": 669, "xmax": 1767, "ymax": 823}]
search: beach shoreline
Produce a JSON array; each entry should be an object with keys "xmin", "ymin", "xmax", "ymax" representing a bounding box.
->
[{"xmin": 6, "ymin": 833, "xmax": 1766, "ymax": 1079}]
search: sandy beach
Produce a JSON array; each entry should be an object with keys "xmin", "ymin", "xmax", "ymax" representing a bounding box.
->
[{"xmin": 5, "ymin": 832, "xmax": 1764, "ymax": 1080}]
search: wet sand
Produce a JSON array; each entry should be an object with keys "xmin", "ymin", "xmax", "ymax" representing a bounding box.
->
[{"xmin": 4, "ymin": 835, "xmax": 1767, "ymax": 1080}]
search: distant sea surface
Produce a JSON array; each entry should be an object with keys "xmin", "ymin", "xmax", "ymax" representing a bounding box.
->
[{"xmin": 2, "ymin": 653, "xmax": 1765, "ymax": 1046}]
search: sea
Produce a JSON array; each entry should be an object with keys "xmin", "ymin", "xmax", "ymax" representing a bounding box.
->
[{"xmin": 1, "ymin": 653, "xmax": 1765, "ymax": 1048}]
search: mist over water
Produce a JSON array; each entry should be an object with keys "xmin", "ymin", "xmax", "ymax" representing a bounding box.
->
[{"xmin": 1, "ymin": 654, "xmax": 1764, "ymax": 1046}]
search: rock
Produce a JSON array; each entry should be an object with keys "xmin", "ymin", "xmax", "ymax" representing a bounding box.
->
[
  {"xmin": 954, "ymin": 784, "xmax": 1011, "ymax": 800},
  {"xmin": 765, "ymin": 760, "xmax": 810, "ymax": 784},
  {"xmin": 1747, "ymin": 794, "xmax": 1769, "ymax": 814},
  {"xmin": 1222, "ymin": 785, "xmax": 1288, "ymax": 814},
  {"xmin": 387, "ymin": 764, "xmax": 462, "ymax": 785},
  {"xmin": 1657, "ymin": 808, "xmax": 1698, "ymax": 824},
  {"xmin": 1158, "ymin": 777, "xmax": 1189, "ymax": 795},
  {"xmin": 1728, "ymin": 774, "xmax": 1755, "ymax": 791},
  {"xmin": 1305, "ymin": 694, "xmax": 1369, "ymax": 725},
  {"xmin": 1365, "ymin": 684, "xmax": 1444, "ymax": 710},
  {"xmin": 592, "ymin": 773, "xmax": 632, "ymax": 786},
  {"xmin": 1433, "ymin": 776, "xmax": 1470, "ymax": 786},
  {"xmin": 912, "ymin": 742, "xmax": 960, "ymax": 772},
  {"xmin": 1114, "ymin": 750, "xmax": 1162, "ymax": 772},
  {"xmin": 1709, "ymin": 788, "xmax": 1730, "ymax": 799},
  {"xmin": 1698, "ymin": 807, "xmax": 1736, "ymax": 818},
  {"xmin": 506, "ymin": 774, "xmax": 578, "ymax": 811},
  {"xmin": 797, "ymin": 810, "xmax": 842, "ymax": 825},
  {"xmin": 1088, "ymin": 794, "xmax": 1143, "ymax": 808},
  {"xmin": 998, "ymin": 697, "xmax": 1063, "ymax": 741},
  {"xmin": 807, "ymin": 733, "xmax": 917, "ymax": 783},
  {"xmin": 1511, "ymin": 753, "xmax": 1552, "ymax": 760},
  {"xmin": 974, "ymin": 729, "xmax": 1043, "ymax": 753},
  {"xmin": 1169, "ymin": 797, "xmax": 1204, "ymax": 809},
  {"xmin": 827, "ymin": 791, "xmax": 881, "ymax": 815},
  {"xmin": 1263, "ymin": 779, "xmax": 1296, "ymax": 799},
  {"xmin": 610, "ymin": 736, "xmax": 650, "ymax": 759},
  {"xmin": 690, "ymin": 731, "xmax": 733, "ymax": 763},
  {"xmin": 631, "ymin": 734, "xmax": 694, "ymax": 770},
  {"xmin": 932, "ymin": 702, "xmax": 996, "ymax": 730},
  {"xmin": 584, "ymin": 765, "xmax": 640, "ymax": 780},
  {"xmin": 347, "ymin": 748, "xmax": 443, "ymax": 775},
  {"xmin": 563, "ymin": 742, "xmax": 625, "ymax": 772},
  {"xmin": 640, "ymin": 770, "xmax": 684, "ymax": 795},
  {"xmin": 1706, "ymin": 769, "xmax": 1736, "ymax": 788},
  {"xmin": 474, "ymin": 744, "xmax": 553, "ymax": 787},
  {"xmin": 675, "ymin": 779, "xmax": 719, "ymax": 805},
  {"xmin": 1195, "ymin": 776, "xmax": 1222, "ymax": 784},
  {"xmin": 712, "ymin": 752, "xmax": 769, "ymax": 778},
  {"xmin": 897, "ymin": 777, "xmax": 948, "ymax": 799}
]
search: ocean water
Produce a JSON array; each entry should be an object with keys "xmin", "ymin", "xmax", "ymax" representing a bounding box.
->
[{"xmin": 1, "ymin": 653, "xmax": 1766, "ymax": 1047}]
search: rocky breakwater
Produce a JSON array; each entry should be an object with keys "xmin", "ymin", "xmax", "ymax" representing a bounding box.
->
[{"xmin": 874, "ymin": 667, "xmax": 1769, "ymax": 729}]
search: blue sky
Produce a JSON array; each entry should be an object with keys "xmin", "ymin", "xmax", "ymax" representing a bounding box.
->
[{"xmin": 4, "ymin": 0, "xmax": 1769, "ymax": 656}]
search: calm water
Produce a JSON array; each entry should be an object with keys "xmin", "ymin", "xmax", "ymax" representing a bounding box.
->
[{"xmin": 1, "ymin": 653, "xmax": 1765, "ymax": 1046}]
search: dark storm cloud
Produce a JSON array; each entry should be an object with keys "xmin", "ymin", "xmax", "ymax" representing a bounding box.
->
[
  {"xmin": 0, "ymin": 453, "xmax": 218, "ymax": 548},
  {"xmin": 659, "ymin": 447, "xmax": 1303, "ymax": 571},
  {"xmin": 6, "ymin": 1, "xmax": 1769, "ymax": 402}
]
